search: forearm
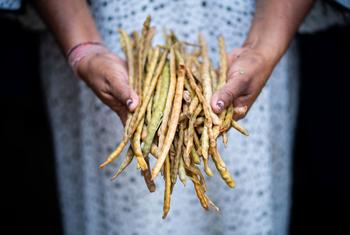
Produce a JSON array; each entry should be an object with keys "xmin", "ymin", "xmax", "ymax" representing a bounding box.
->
[
  {"xmin": 245, "ymin": 0, "xmax": 315, "ymax": 64},
  {"xmin": 211, "ymin": 0, "xmax": 315, "ymax": 115},
  {"xmin": 33, "ymin": 0, "xmax": 103, "ymax": 55}
]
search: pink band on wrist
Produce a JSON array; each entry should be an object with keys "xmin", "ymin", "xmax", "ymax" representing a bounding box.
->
[{"xmin": 67, "ymin": 42, "xmax": 107, "ymax": 76}]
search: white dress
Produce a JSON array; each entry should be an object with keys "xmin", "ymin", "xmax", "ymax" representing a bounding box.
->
[{"xmin": 38, "ymin": 1, "xmax": 342, "ymax": 235}]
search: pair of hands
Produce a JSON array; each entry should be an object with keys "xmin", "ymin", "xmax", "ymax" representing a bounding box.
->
[{"xmin": 76, "ymin": 46, "xmax": 274, "ymax": 124}]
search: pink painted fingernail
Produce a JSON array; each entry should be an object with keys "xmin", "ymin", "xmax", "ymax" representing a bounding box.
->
[
  {"xmin": 126, "ymin": 99, "xmax": 133, "ymax": 108},
  {"xmin": 216, "ymin": 100, "xmax": 224, "ymax": 111}
]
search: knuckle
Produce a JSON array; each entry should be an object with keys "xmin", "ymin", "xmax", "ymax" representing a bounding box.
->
[
  {"xmin": 102, "ymin": 79, "xmax": 112, "ymax": 94},
  {"xmin": 248, "ymin": 50, "xmax": 266, "ymax": 66},
  {"xmin": 238, "ymin": 74, "xmax": 251, "ymax": 86},
  {"xmin": 103, "ymin": 66, "xmax": 125, "ymax": 85},
  {"xmin": 227, "ymin": 68, "xmax": 238, "ymax": 80},
  {"xmin": 230, "ymin": 49, "xmax": 239, "ymax": 59},
  {"xmin": 105, "ymin": 53, "xmax": 116, "ymax": 60},
  {"xmin": 231, "ymin": 48, "xmax": 244, "ymax": 57},
  {"xmin": 221, "ymin": 87, "xmax": 234, "ymax": 101},
  {"xmin": 248, "ymin": 55, "xmax": 259, "ymax": 65},
  {"xmin": 112, "ymin": 69, "xmax": 125, "ymax": 80}
]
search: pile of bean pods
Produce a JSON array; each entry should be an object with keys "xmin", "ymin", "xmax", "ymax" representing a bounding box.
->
[{"xmin": 100, "ymin": 16, "xmax": 248, "ymax": 218}]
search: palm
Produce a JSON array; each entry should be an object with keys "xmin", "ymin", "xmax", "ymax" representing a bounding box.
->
[{"xmin": 76, "ymin": 52, "xmax": 139, "ymax": 125}]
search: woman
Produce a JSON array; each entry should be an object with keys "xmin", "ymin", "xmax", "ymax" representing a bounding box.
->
[
  {"xmin": 35, "ymin": 1, "xmax": 309, "ymax": 234},
  {"xmin": 0, "ymin": 0, "xmax": 342, "ymax": 234}
]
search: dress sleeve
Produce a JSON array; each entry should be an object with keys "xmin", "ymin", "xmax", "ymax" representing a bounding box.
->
[
  {"xmin": 0, "ymin": 0, "xmax": 22, "ymax": 10},
  {"xmin": 299, "ymin": 0, "xmax": 347, "ymax": 34},
  {"xmin": 335, "ymin": 0, "xmax": 350, "ymax": 9}
]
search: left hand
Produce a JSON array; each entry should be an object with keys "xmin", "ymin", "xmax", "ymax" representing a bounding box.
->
[{"xmin": 211, "ymin": 46, "xmax": 275, "ymax": 120}]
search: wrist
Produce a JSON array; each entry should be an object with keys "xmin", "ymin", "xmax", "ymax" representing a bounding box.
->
[
  {"xmin": 67, "ymin": 42, "xmax": 108, "ymax": 77},
  {"xmin": 243, "ymin": 18, "xmax": 293, "ymax": 67},
  {"xmin": 242, "ymin": 36, "xmax": 285, "ymax": 69}
]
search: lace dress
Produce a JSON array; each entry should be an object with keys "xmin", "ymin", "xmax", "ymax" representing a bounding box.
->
[{"xmin": 38, "ymin": 1, "xmax": 341, "ymax": 235}]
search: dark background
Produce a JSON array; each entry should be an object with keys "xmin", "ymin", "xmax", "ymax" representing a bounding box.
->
[
  {"xmin": 0, "ymin": 11, "xmax": 349, "ymax": 235},
  {"xmin": 290, "ymin": 25, "xmax": 350, "ymax": 235},
  {"xmin": 0, "ymin": 17, "xmax": 62, "ymax": 235}
]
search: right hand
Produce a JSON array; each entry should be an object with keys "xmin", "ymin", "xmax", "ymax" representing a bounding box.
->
[{"xmin": 76, "ymin": 51, "xmax": 139, "ymax": 124}]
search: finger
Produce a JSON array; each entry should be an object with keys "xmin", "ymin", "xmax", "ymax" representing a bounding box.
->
[
  {"xmin": 211, "ymin": 67, "xmax": 250, "ymax": 113},
  {"xmin": 97, "ymin": 91, "xmax": 129, "ymax": 124},
  {"xmin": 114, "ymin": 55, "xmax": 127, "ymax": 68},
  {"xmin": 211, "ymin": 80, "xmax": 237, "ymax": 113},
  {"xmin": 110, "ymin": 102, "xmax": 128, "ymax": 125},
  {"xmin": 211, "ymin": 48, "xmax": 251, "ymax": 113},
  {"xmin": 233, "ymin": 104, "xmax": 248, "ymax": 120},
  {"xmin": 107, "ymin": 64, "xmax": 140, "ymax": 112},
  {"xmin": 232, "ymin": 94, "xmax": 256, "ymax": 120},
  {"xmin": 107, "ymin": 54, "xmax": 128, "ymax": 78}
]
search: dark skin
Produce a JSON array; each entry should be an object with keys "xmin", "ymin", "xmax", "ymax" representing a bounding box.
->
[
  {"xmin": 34, "ymin": 0, "xmax": 315, "ymax": 123},
  {"xmin": 33, "ymin": 0, "xmax": 138, "ymax": 125},
  {"xmin": 211, "ymin": 0, "xmax": 315, "ymax": 119},
  {"xmin": 76, "ymin": 51, "xmax": 136, "ymax": 124}
]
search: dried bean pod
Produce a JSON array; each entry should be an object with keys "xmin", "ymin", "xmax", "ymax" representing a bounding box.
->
[
  {"xmin": 162, "ymin": 155, "xmax": 171, "ymax": 219},
  {"xmin": 151, "ymin": 50, "xmax": 185, "ymax": 180},
  {"xmin": 110, "ymin": 147, "xmax": 134, "ymax": 180}
]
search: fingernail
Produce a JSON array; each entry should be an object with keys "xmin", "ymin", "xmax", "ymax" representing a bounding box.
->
[
  {"xmin": 126, "ymin": 99, "xmax": 133, "ymax": 108},
  {"xmin": 216, "ymin": 100, "xmax": 224, "ymax": 111},
  {"xmin": 234, "ymin": 106, "xmax": 248, "ymax": 115}
]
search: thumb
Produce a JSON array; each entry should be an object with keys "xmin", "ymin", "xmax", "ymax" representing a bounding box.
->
[
  {"xmin": 108, "ymin": 66, "xmax": 139, "ymax": 112},
  {"xmin": 211, "ymin": 48, "xmax": 246, "ymax": 113},
  {"xmin": 110, "ymin": 80, "xmax": 139, "ymax": 112},
  {"xmin": 211, "ymin": 77, "xmax": 241, "ymax": 113}
]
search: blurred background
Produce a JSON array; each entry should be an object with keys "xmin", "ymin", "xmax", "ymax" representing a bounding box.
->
[{"xmin": 0, "ymin": 2, "xmax": 349, "ymax": 235}]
